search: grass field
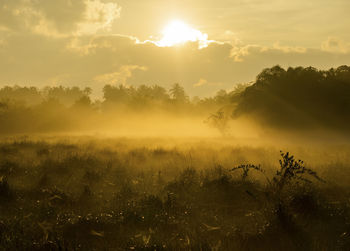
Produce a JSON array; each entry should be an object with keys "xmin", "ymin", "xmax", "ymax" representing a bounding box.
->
[{"xmin": 1, "ymin": 136, "xmax": 350, "ymax": 250}]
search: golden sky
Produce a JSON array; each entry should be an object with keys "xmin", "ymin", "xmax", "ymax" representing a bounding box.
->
[{"xmin": 1, "ymin": 0, "xmax": 350, "ymax": 97}]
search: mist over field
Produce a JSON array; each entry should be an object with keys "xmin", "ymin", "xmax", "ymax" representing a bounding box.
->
[
  {"xmin": 1, "ymin": 65, "xmax": 350, "ymax": 140},
  {"xmin": 0, "ymin": 65, "xmax": 350, "ymax": 250},
  {"xmin": 1, "ymin": 0, "xmax": 350, "ymax": 249}
]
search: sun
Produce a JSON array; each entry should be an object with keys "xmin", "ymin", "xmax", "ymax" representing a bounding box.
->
[{"xmin": 157, "ymin": 20, "xmax": 209, "ymax": 48}]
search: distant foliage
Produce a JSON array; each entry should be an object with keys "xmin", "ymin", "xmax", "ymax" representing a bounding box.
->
[
  {"xmin": 43, "ymin": 86, "xmax": 91, "ymax": 106},
  {"xmin": 0, "ymin": 85, "xmax": 91, "ymax": 107},
  {"xmin": 103, "ymin": 84, "xmax": 171, "ymax": 107},
  {"xmin": 1, "ymin": 65, "xmax": 350, "ymax": 133},
  {"xmin": 0, "ymin": 81, "xmax": 248, "ymax": 133},
  {"xmin": 205, "ymin": 109, "xmax": 231, "ymax": 135},
  {"xmin": 235, "ymin": 65, "xmax": 350, "ymax": 131},
  {"xmin": 0, "ymin": 86, "xmax": 42, "ymax": 106},
  {"xmin": 169, "ymin": 83, "xmax": 189, "ymax": 103}
]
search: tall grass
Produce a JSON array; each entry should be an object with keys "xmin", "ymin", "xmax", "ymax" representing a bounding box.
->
[{"xmin": 0, "ymin": 137, "xmax": 349, "ymax": 250}]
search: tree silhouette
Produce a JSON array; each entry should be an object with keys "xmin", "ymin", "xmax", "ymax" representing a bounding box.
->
[
  {"xmin": 169, "ymin": 83, "xmax": 188, "ymax": 103},
  {"xmin": 234, "ymin": 65, "xmax": 350, "ymax": 131}
]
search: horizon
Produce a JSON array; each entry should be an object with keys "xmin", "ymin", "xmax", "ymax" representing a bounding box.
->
[
  {"xmin": 1, "ymin": 0, "xmax": 350, "ymax": 97},
  {"xmin": 1, "ymin": 64, "xmax": 349, "ymax": 100}
]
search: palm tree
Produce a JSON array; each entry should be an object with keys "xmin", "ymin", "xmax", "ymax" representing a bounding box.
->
[{"xmin": 169, "ymin": 83, "xmax": 188, "ymax": 103}]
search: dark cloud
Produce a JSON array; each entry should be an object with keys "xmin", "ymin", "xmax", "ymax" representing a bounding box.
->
[
  {"xmin": 34, "ymin": 0, "xmax": 87, "ymax": 32},
  {"xmin": 0, "ymin": 0, "xmax": 121, "ymax": 35}
]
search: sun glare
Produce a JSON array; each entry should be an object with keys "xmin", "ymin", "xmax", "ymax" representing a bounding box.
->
[{"xmin": 157, "ymin": 20, "xmax": 209, "ymax": 48}]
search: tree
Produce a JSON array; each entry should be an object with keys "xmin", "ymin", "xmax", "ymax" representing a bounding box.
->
[
  {"xmin": 234, "ymin": 65, "xmax": 350, "ymax": 131},
  {"xmin": 43, "ymin": 86, "xmax": 90, "ymax": 106},
  {"xmin": 169, "ymin": 83, "xmax": 188, "ymax": 103},
  {"xmin": 103, "ymin": 84, "xmax": 134, "ymax": 104}
]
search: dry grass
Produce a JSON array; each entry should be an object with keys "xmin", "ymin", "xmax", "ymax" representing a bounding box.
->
[{"xmin": 0, "ymin": 136, "xmax": 350, "ymax": 250}]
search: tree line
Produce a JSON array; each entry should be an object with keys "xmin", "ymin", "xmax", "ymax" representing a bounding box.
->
[
  {"xmin": 0, "ymin": 83, "xmax": 243, "ymax": 110},
  {"xmin": 234, "ymin": 65, "xmax": 350, "ymax": 132},
  {"xmin": 0, "ymin": 83, "xmax": 244, "ymax": 133},
  {"xmin": 0, "ymin": 65, "xmax": 349, "ymax": 134}
]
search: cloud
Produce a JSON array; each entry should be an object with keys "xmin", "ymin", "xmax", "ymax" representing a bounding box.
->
[
  {"xmin": 76, "ymin": 0, "xmax": 121, "ymax": 35},
  {"xmin": 272, "ymin": 42, "xmax": 307, "ymax": 54},
  {"xmin": 0, "ymin": 0, "xmax": 25, "ymax": 31},
  {"xmin": 94, "ymin": 65, "xmax": 148, "ymax": 86},
  {"xmin": 321, "ymin": 37, "xmax": 350, "ymax": 54},
  {"xmin": 33, "ymin": 0, "xmax": 87, "ymax": 33},
  {"xmin": 230, "ymin": 45, "xmax": 267, "ymax": 62},
  {"xmin": 193, "ymin": 78, "xmax": 223, "ymax": 88},
  {"xmin": 1, "ymin": 30, "xmax": 350, "ymax": 97},
  {"xmin": 194, "ymin": 78, "xmax": 208, "ymax": 87},
  {"xmin": 0, "ymin": 0, "xmax": 121, "ymax": 36},
  {"xmin": 230, "ymin": 43, "xmax": 307, "ymax": 62},
  {"xmin": 2, "ymin": 0, "xmax": 350, "ymax": 101}
]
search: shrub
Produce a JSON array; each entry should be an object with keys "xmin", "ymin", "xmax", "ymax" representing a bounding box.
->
[
  {"xmin": 231, "ymin": 164, "xmax": 264, "ymax": 181},
  {"xmin": 273, "ymin": 151, "xmax": 324, "ymax": 191}
]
